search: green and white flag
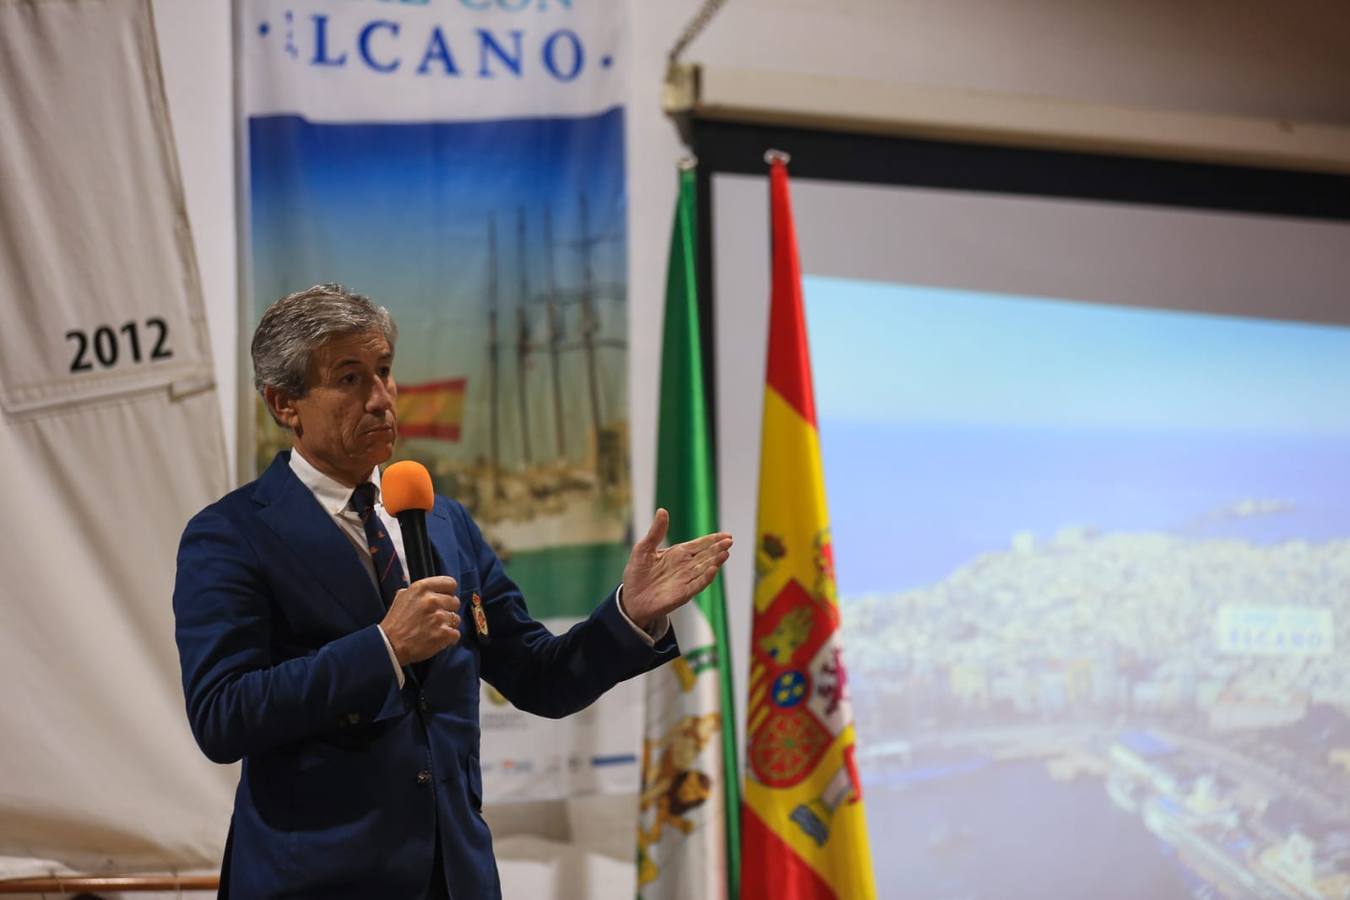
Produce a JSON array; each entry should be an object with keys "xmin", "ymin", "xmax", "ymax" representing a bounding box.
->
[{"xmin": 636, "ymin": 164, "xmax": 741, "ymax": 900}]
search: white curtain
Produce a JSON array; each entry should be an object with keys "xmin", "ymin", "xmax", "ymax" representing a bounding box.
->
[{"xmin": 0, "ymin": 0, "xmax": 234, "ymax": 879}]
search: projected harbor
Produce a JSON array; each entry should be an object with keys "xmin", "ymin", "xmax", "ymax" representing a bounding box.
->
[{"xmin": 807, "ymin": 277, "xmax": 1350, "ymax": 899}]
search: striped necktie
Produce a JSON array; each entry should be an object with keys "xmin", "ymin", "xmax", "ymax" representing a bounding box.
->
[{"xmin": 349, "ymin": 482, "xmax": 407, "ymax": 609}]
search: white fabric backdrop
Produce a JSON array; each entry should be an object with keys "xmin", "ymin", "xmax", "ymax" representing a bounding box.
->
[{"xmin": 0, "ymin": 0, "xmax": 233, "ymax": 879}]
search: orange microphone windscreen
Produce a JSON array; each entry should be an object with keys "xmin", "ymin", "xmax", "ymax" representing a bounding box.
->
[{"xmin": 381, "ymin": 460, "xmax": 435, "ymax": 514}]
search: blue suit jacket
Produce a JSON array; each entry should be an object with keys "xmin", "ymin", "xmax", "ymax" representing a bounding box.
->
[{"xmin": 173, "ymin": 452, "xmax": 678, "ymax": 898}]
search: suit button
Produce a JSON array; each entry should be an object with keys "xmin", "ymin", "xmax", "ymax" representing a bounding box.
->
[
  {"xmin": 347, "ymin": 712, "xmax": 361, "ymax": 725},
  {"xmin": 417, "ymin": 694, "xmax": 428, "ymax": 712},
  {"xmin": 417, "ymin": 770, "xmax": 432, "ymax": 785}
]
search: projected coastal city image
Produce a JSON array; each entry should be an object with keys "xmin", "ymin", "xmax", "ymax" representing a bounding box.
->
[{"xmin": 807, "ymin": 277, "xmax": 1350, "ymax": 899}]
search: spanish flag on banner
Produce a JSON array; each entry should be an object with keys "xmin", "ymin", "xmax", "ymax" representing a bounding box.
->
[
  {"xmin": 396, "ymin": 378, "xmax": 467, "ymax": 441},
  {"xmin": 742, "ymin": 155, "xmax": 876, "ymax": 900}
]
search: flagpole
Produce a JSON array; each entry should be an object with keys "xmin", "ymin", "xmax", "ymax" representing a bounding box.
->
[
  {"xmin": 678, "ymin": 154, "xmax": 744, "ymax": 900},
  {"xmin": 639, "ymin": 156, "xmax": 741, "ymax": 900}
]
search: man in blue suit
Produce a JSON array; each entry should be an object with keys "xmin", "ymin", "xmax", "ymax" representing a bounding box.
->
[{"xmin": 174, "ymin": 284, "xmax": 732, "ymax": 899}]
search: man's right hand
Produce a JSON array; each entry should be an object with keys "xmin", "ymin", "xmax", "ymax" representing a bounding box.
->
[{"xmin": 381, "ymin": 575, "xmax": 461, "ymax": 666}]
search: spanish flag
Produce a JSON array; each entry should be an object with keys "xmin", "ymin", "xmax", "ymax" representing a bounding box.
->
[
  {"xmin": 396, "ymin": 378, "xmax": 467, "ymax": 441},
  {"xmin": 742, "ymin": 155, "xmax": 876, "ymax": 900}
]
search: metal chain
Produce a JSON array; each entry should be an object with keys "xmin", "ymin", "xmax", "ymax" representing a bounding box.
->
[{"xmin": 668, "ymin": 0, "xmax": 730, "ymax": 65}]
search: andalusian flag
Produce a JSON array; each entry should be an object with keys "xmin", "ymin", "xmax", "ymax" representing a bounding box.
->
[
  {"xmin": 637, "ymin": 162, "xmax": 741, "ymax": 900},
  {"xmin": 396, "ymin": 377, "xmax": 467, "ymax": 441},
  {"xmin": 742, "ymin": 156, "xmax": 875, "ymax": 900}
]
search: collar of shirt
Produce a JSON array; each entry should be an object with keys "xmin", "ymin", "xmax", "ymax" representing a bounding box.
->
[
  {"xmin": 288, "ymin": 448, "xmax": 383, "ymax": 516},
  {"xmin": 287, "ymin": 448, "xmax": 407, "ymax": 688}
]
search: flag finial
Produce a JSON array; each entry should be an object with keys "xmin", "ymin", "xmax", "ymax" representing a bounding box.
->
[
  {"xmin": 677, "ymin": 155, "xmax": 699, "ymax": 171},
  {"xmin": 763, "ymin": 148, "xmax": 791, "ymax": 165}
]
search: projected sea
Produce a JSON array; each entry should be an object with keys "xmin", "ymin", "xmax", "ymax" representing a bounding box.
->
[{"xmin": 865, "ymin": 757, "xmax": 1194, "ymax": 898}]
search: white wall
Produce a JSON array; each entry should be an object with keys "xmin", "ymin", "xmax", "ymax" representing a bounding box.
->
[{"xmin": 150, "ymin": 0, "xmax": 237, "ymax": 473}]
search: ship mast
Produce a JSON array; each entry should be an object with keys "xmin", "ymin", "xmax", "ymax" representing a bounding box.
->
[
  {"xmin": 486, "ymin": 216, "xmax": 503, "ymax": 500},
  {"xmin": 514, "ymin": 206, "xmax": 534, "ymax": 468},
  {"xmin": 542, "ymin": 206, "xmax": 567, "ymax": 461},
  {"xmin": 578, "ymin": 193, "xmax": 604, "ymax": 479}
]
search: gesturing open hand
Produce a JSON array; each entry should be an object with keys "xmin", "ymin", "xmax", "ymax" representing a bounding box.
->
[{"xmin": 620, "ymin": 509, "xmax": 734, "ymax": 630}]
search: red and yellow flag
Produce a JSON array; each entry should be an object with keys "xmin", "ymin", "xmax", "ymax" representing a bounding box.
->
[
  {"xmin": 742, "ymin": 157, "xmax": 875, "ymax": 900},
  {"xmin": 396, "ymin": 378, "xmax": 467, "ymax": 441}
]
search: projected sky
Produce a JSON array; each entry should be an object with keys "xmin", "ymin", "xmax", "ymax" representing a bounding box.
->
[{"xmin": 804, "ymin": 276, "xmax": 1350, "ymax": 596}]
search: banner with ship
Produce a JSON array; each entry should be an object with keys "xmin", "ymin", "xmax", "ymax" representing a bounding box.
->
[{"xmin": 237, "ymin": 0, "xmax": 640, "ymax": 801}]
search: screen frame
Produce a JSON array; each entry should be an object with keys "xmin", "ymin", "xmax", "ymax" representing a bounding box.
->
[{"xmin": 689, "ymin": 117, "xmax": 1350, "ymax": 445}]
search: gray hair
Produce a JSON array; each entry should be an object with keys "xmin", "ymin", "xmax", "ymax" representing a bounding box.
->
[{"xmin": 252, "ymin": 283, "xmax": 398, "ymax": 419}]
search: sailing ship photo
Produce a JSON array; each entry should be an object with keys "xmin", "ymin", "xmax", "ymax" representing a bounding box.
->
[{"xmin": 248, "ymin": 110, "xmax": 632, "ymax": 617}]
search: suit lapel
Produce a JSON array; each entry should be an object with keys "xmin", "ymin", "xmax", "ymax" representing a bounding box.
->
[
  {"xmin": 408, "ymin": 501, "xmax": 464, "ymax": 682},
  {"xmin": 427, "ymin": 500, "xmax": 458, "ymax": 568},
  {"xmin": 252, "ymin": 452, "xmax": 386, "ymax": 629},
  {"xmin": 427, "ymin": 501, "xmax": 485, "ymax": 650}
]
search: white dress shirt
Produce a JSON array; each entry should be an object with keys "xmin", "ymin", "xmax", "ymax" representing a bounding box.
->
[{"xmin": 288, "ymin": 449, "xmax": 666, "ymax": 690}]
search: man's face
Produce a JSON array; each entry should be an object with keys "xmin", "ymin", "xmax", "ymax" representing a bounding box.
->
[{"xmin": 277, "ymin": 330, "xmax": 397, "ymax": 486}]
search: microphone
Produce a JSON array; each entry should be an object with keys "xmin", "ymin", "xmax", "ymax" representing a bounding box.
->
[{"xmin": 381, "ymin": 460, "xmax": 437, "ymax": 582}]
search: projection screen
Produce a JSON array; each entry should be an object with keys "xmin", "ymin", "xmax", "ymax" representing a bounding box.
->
[{"xmin": 700, "ymin": 120, "xmax": 1350, "ymax": 899}]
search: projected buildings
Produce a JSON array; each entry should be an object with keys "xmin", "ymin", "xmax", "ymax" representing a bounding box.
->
[
  {"xmin": 843, "ymin": 529, "xmax": 1350, "ymax": 898},
  {"xmin": 846, "ymin": 530, "xmax": 1347, "ymax": 724}
]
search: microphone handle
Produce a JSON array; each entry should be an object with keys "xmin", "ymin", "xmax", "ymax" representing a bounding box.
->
[{"xmin": 395, "ymin": 509, "xmax": 437, "ymax": 582}]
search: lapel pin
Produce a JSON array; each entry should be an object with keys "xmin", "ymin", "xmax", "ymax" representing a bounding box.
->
[{"xmin": 471, "ymin": 592, "xmax": 489, "ymax": 640}]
